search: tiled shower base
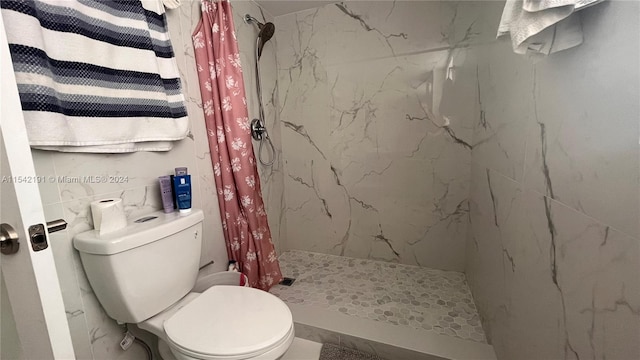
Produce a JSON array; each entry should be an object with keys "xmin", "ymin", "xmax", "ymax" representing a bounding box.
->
[{"xmin": 270, "ymin": 250, "xmax": 496, "ymax": 360}]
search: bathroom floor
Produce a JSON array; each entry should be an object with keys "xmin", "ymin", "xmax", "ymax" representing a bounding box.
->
[{"xmin": 270, "ymin": 250, "xmax": 486, "ymax": 344}]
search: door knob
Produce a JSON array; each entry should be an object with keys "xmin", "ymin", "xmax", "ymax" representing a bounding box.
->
[{"xmin": 0, "ymin": 223, "xmax": 20, "ymax": 255}]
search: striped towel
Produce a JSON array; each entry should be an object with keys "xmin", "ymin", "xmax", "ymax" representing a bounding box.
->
[{"xmin": 1, "ymin": 0, "xmax": 189, "ymax": 153}]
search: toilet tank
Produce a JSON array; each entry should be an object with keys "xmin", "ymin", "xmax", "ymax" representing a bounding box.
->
[{"xmin": 74, "ymin": 209, "xmax": 204, "ymax": 324}]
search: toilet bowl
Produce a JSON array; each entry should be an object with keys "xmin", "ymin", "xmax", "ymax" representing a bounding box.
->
[
  {"xmin": 73, "ymin": 209, "xmax": 294, "ymax": 360},
  {"xmin": 140, "ymin": 286, "xmax": 294, "ymax": 360}
]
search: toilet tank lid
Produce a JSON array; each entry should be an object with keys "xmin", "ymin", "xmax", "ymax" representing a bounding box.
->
[{"xmin": 74, "ymin": 209, "xmax": 203, "ymax": 255}]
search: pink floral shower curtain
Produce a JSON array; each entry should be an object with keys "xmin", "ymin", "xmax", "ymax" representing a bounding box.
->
[{"xmin": 192, "ymin": 0, "xmax": 282, "ymax": 290}]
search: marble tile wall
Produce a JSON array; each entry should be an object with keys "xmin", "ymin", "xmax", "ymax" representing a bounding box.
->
[
  {"xmin": 28, "ymin": 1, "xmax": 281, "ymax": 358},
  {"xmin": 464, "ymin": 1, "xmax": 640, "ymax": 359},
  {"xmin": 273, "ymin": 1, "xmax": 483, "ymax": 271}
]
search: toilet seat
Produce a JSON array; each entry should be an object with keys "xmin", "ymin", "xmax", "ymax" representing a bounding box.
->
[{"xmin": 164, "ymin": 286, "xmax": 294, "ymax": 360}]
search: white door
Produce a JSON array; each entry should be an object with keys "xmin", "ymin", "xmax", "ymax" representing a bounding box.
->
[{"xmin": 0, "ymin": 13, "xmax": 75, "ymax": 360}]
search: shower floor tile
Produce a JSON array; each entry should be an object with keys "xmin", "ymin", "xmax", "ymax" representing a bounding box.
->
[{"xmin": 270, "ymin": 250, "xmax": 486, "ymax": 344}]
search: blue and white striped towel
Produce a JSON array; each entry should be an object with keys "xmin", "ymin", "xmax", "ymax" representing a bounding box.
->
[{"xmin": 1, "ymin": 0, "xmax": 189, "ymax": 152}]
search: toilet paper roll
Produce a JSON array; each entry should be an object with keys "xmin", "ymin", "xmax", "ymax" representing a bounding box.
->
[{"xmin": 90, "ymin": 198, "xmax": 127, "ymax": 235}]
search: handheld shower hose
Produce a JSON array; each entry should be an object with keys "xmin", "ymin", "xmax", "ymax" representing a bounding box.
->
[{"xmin": 244, "ymin": 14, "xmax": 276, "ymax": 166}]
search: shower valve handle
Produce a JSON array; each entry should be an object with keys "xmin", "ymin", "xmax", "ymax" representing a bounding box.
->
[{"xmin": 251, "ymin": 118, "xmax": 267, "ymax": 141}]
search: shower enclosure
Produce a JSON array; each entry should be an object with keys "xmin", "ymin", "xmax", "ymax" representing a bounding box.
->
[
  {"xmin": 260, "ymin": 2, "xmax": 487, "ymax": 357},
  {"xmin": 250, "ymin": 1, "xmax": 640, "ymax": 360}
]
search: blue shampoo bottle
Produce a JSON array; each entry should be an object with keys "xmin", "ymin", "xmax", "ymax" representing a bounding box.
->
[{"xmin": 173, "ymin": 170, "xmax": 192, "ymax": 213}]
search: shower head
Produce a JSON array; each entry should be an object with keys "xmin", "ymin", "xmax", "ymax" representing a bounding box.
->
[
  {"xmin": 257, "ymin": 22, "xmax": 275, "ymax": 57},
  {"xmin": 244, "ymin": 14, "xmax": 275, "ymax": 58}
]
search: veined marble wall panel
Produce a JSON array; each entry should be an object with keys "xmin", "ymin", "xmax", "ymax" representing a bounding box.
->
[
  {"xmin": 522, "ymin": 34, "xmax": 640, "ymax": 238},
  {"xmin": 275, "ymin": 2, "xmax": 483, "ymax": 270},
  {"xmin": 321, "ymin": 1, "xmax": 483, "ymax": 66},
  {"xmin": 472, "ymin": 44, "xmax": 536, "ymax": 182},
  {"xmin": 466, "ymin": 1, "xmax": 640, "ymax": 359}
]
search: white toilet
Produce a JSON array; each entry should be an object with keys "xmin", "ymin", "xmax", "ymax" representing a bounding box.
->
[{"xmin": 74, "ymin": 209, "xmax": 295, "ymax": 360}]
